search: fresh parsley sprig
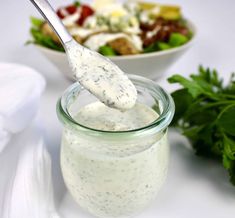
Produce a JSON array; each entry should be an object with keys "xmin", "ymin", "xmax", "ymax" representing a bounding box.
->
[{"xmin": 168, "ymin": 66, "xmax": 235, "ymax": 185}]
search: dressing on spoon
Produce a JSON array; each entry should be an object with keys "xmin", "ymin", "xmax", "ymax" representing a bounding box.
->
[
  {"xmin": 30, "ymin": 0, "xmax": 137, "ymax": 110},
  {"xmin": 66, "ymin": 40, "xmax": 137, "ymax": 110}
]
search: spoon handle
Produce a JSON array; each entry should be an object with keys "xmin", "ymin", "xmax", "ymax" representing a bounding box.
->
[{"xmin": 29, "ymin": 0, "xmax": 72, "ymax": 44}]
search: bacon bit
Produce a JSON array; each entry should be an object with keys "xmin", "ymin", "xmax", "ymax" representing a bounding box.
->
[{"xmin": 140, "ymin": 18, "xmax": 189, "ymax": 47}]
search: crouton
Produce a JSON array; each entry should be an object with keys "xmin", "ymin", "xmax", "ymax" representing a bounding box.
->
[
  {"xmin": 108, "ymin": 37, "xmax": 139, "ymax": 55},
  {"xmin": 41, "ymin": 22, "xmax": 60, "ymax": 44},
  {"xmin": 73, "ymin": 35, "xmax": 83, "ymax": 44}
]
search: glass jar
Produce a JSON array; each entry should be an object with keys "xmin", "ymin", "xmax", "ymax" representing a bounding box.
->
[{"xmin": 57, "ymin": 75, "xmax": 175, "ymax": 218}]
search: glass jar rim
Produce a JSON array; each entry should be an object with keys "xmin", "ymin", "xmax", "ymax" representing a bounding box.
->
[{"xmin": 57, "ymin": 74, "xmax": 175, "ymax": 137}]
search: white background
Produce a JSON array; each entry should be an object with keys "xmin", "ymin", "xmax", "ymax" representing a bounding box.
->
[{"xmin": 1, "ymin": 0, "xmax": 235, "ymax": 217}]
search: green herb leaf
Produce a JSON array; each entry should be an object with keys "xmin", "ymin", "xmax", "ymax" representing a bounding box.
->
[
  {"xmin": 169, "ymin": 33, "xmax": 188, "ymax": 47},
  {"xmin": 223, "ymin": 134, "xmax": 235, "ymax": 160},
  {"xmin": 218, "ymin": 106, "xmax": 235, "ymax": 136},
  {"xmin": 27, "ymin": 17, "xmax": 64, "ymax": 52},
  {"xmin": 99, "ymin": 45, "xmax": 117, "ymax": 56},
  {"xmin": 168, "ymin": 66, "xmax": 235, "ymax": 186},
  {"xmin": 168, "ymin": 74, "xmax": 204, "ymax": 98},
  {"xmin": 143, "ymin": 41, "xmax": 159, "ymax": 53},
  {"xmin": 171, "ymin": 88, "xmax": 193, "ymax": 125},
  {"xmin": 222, "ymin": 153, "xmax": 232, "ymax": 170},
  {"xmin": 30, "ymin": 28, "xmax": 64, "ymax": 52},
  {"xmin": 158, "ymin": 42, "xmax": 171, "ymax": 50},
  {"xmin": 30, "ymin": 16, "xmax": 44, "ymax": 28},
  {"xmin": 74, "ymin": 1, "xmax": 81, "ymax": 7}
]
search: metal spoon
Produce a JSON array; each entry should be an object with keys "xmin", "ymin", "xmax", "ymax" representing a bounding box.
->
[{"xmin": 29, "ymin": 0, "xmax": 137, "ymax": 110}]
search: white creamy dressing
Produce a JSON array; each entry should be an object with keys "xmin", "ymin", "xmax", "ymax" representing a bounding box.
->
[
  {"xmin": 62, "ymin": 10, "xmax": 81, "ymax": 27},
  {"xmin": 84, "ymin": 32, "xmax": 142, "ymax": 51},
  {"xmin": 151, "ymin": 6, "xmax": 161, "ymax": 16},
  {"xmin": 123, "ymin": 21, "xmax": 141, "ymax": 35},
  {"xmin": 139, "ymin": 11, "xmax": 149, "ymax": 23},
  {"xmin": 66, "ymin": 40, "xmax": 137, "ymax": 110},
  {"xmin": 75, "ymin": 101, "xmax": 158, "ymax": 131},
  {"xmin": 130, "ymin": 34, "xmax": 143, "ymax": 50},
  {"xmin": 139, "ymin": 11, "xmax": 155, "ymax": 25},
  {"xmin": 68, "ymin": 27, "xmax": 97, "ymax": 38},
  {"xmin": 60, "ymin": 8, "xmax": 69, "ymax": 17},
  {"xmin": 84, "ymin": 33, "xmax": 126, "ymax": 51},
  {"xmin": 83, "ymin": 16, "xmax": 96, "ymax": 28},
  {"xmin": 61, "ymin": 101, "xmax": 169, "ymax": 217},
  {"xmin": 146, "ymin": 26, "xmax": 161, "ymax": 38}
]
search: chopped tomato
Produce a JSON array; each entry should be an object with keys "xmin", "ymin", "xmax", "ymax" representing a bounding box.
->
[
  {"xmin": 65, "ymin": 5, "xmax": 77, "ymax": 15},
  {"xmin": 57, "ymin": 4, "xmax": 94, "ymax": 26},
  {"xmin": 56, "ymin": 9, "xmax": 66, "ymax": 19},
  {"xmin": 57, "ymin": 4, "xmax": 77, "ymax": 19},
  {"xmin": 77, "ymin": 5, "xmax": 94, "ymax": 26}
]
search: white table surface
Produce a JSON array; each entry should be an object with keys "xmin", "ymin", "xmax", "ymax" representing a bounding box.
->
[{"xmin": 1, "ymin": 0, "xmax": 235, "ymax": 217}]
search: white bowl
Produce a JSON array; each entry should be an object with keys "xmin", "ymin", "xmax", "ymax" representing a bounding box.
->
[{"xmin": 35, "ymin": 20, "xmax": 196, "ymax": 80}]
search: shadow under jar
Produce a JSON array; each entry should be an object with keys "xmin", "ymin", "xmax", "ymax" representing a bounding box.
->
[{"xmin": 57, "ymin": 75, "xmax": 175, "ymax": 218}]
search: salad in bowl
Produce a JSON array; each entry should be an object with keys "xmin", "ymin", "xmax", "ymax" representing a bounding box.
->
[
  {"xmin": 29, "ymin": 0, "xmax": 193, "ymax": 56},
  {"xmin": 29, "ymin": 0, "xmax": 195, "ymax": 79}
]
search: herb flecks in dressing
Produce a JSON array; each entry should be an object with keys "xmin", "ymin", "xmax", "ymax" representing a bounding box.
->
[
  {"xmin": 66, "ymin": 40, "xmax": 137, "ymax": 110},
  {"xmin": 61, "ymin": 102, "xmax": 168, "ymax": 217}
]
